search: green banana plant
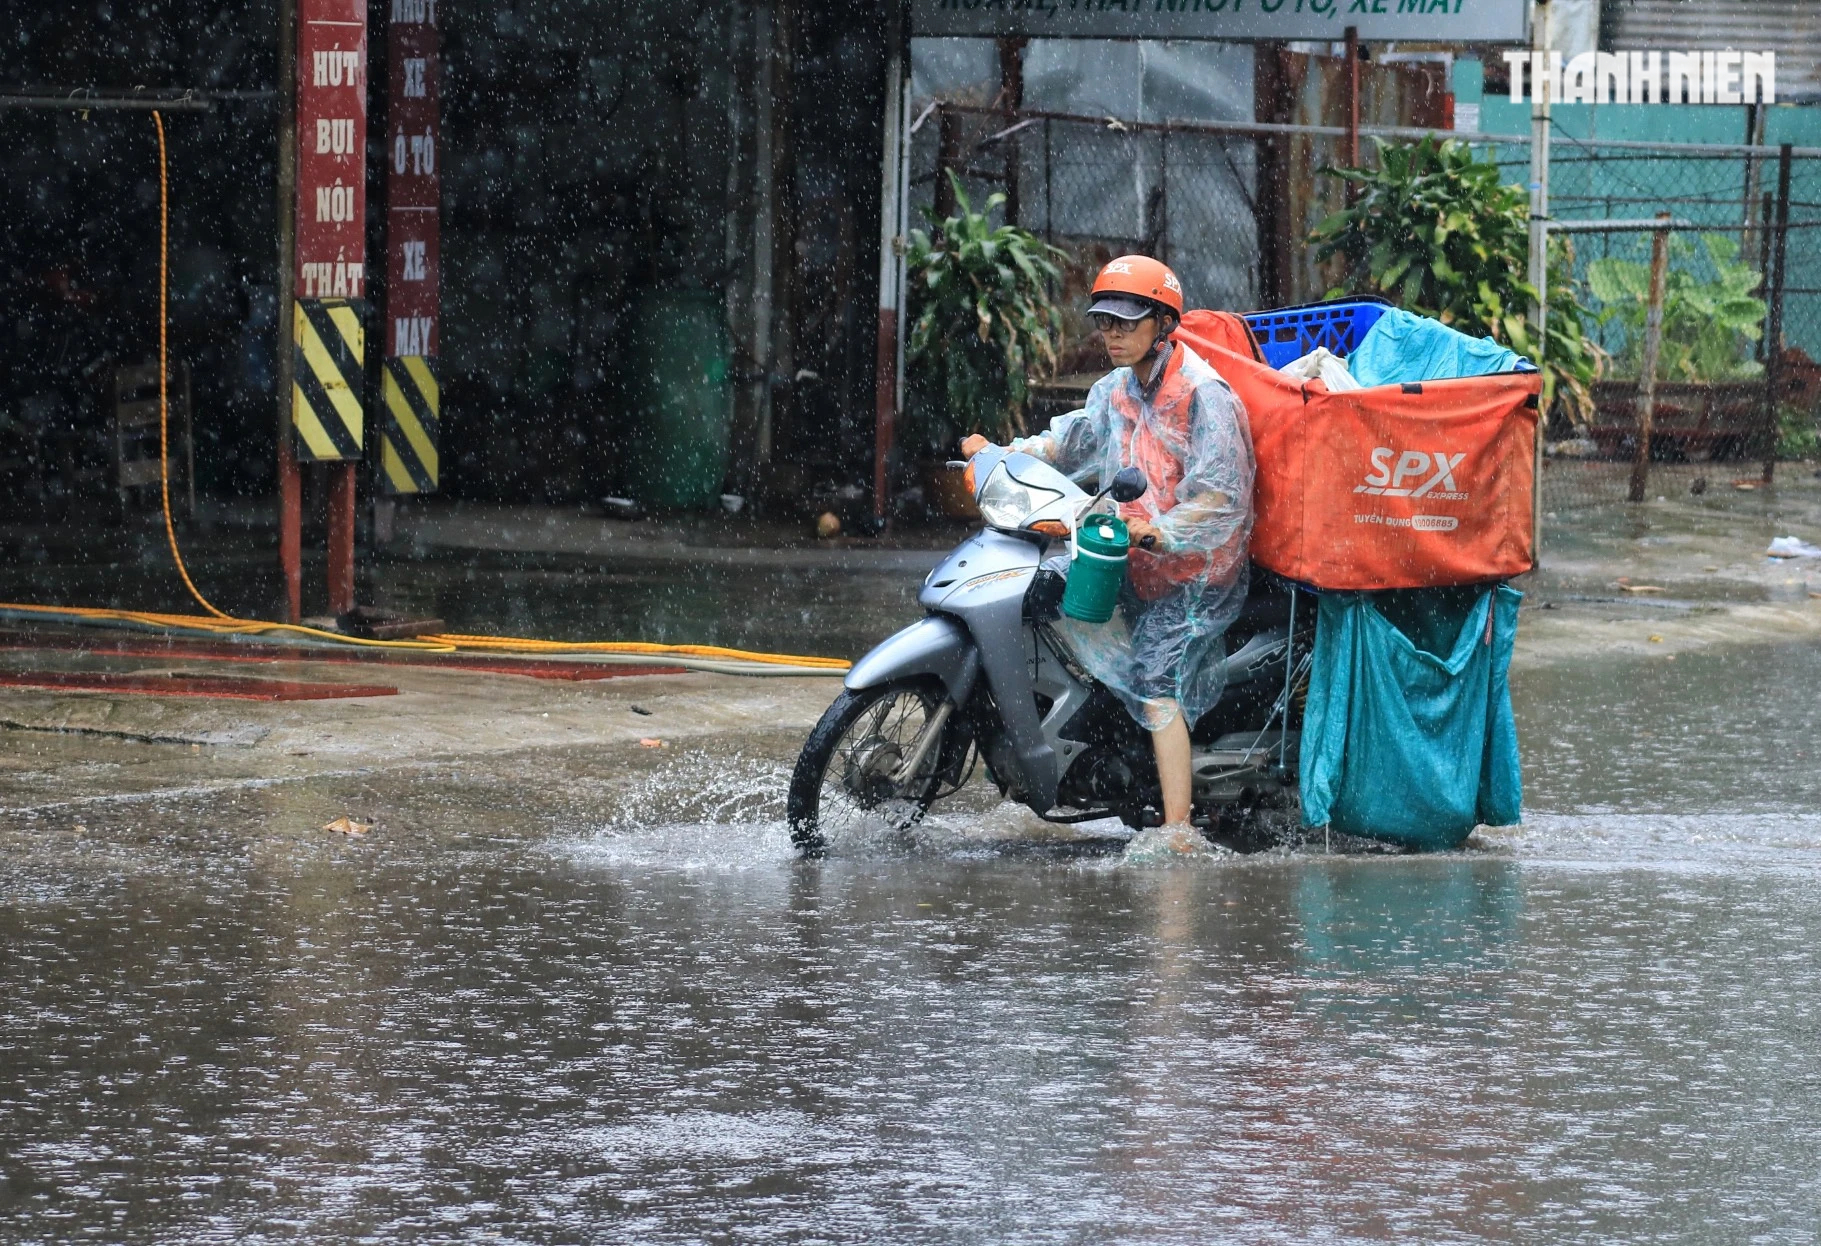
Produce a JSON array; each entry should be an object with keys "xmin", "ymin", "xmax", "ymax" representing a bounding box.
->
[
  {"xmin": 1586, "ymin": 233, "xmax": 1767, "ymax": 383},
  {"xmin": 1310, "ymin": 136, "xmax": 1602, "ymax": 428}
]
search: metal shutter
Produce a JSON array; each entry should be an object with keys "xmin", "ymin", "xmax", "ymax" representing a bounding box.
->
[{"xmin": 1607, "ymin": 0, "xmax": 1821, "ymax": 101}]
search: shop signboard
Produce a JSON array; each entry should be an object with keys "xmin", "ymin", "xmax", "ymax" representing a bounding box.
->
[
  {"xmin": 910, "ymin": 0, "xmax": 1528, "ymax": 42},
  {"xmin": 380, "ymin": 0, "xmax": 441, "ymax": 493},
  {"xmin": 293, "ymin": 0, "xmax": 367, "ymax": 462}
]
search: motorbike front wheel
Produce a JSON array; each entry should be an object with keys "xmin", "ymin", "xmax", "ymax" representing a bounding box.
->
[{"xmin": 787, "ymin": 679, "xmax": 967, "ymax": 856}]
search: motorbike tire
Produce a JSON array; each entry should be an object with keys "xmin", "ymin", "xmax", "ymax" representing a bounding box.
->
[{"xmin": 787, "ymin": 679, "xmax": 964, "ymax": 856}]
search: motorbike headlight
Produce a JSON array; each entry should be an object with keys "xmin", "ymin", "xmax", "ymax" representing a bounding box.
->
[{"xmin": 976, "ymin": 461, "xmax": 1062, "ymax": 529}]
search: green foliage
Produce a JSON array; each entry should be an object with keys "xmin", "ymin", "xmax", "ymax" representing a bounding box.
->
[
  {"xmin": 1586, "ymin": 233, "xmax": 1767, "ymax": 383},
  {"xmin": 1311, "ymin": 137, "xmax": 1530, "ymax": 332},
  {"xmin": 1777, "ymin": 404, "xmax": 1820, "ymax": 460},
  {"xmin": 905, "ymin": 173, "xmax": 1068, "ymax": 449},
  {"xmin": 1531, "ymin": 238, "xmax": 1604, "ymax": 427},
  {"xmin": 1309, "ymin": 136, "xmax": 1602, "ymax": 425}
]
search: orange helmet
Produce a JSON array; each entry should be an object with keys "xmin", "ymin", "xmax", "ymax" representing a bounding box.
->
[{"xmin": 1089, "ymin": 255, "xmax": 1184, "ymax": 320}]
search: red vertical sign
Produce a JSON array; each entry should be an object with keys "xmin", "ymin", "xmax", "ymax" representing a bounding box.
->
[
  {"xmin": 292, "ymin": 0, "xmax": 367, "ymax": 612},
  {"xmin": 385, "ymin": 0, "xmax": 439, "ymax": 359},
  {"xmin": 296, "ymin": 0, "xmax": 367, "ymax": 302},
  {"xmin": 379, "ymin": 0, "xmax": 441, "ymax": 495}
]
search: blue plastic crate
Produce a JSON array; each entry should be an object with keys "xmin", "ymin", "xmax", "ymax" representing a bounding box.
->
[
  {"xmin": 1240, "ymin": 296, "xmax": 1538, "ymax": 373},
  {"xmin": 1242, "ymin": 297, "xmax": 1390, "ymax": 369}
]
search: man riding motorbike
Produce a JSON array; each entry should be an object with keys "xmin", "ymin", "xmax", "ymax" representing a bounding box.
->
[{"xmin": 960, "ymin": 256, "xmax": 1256, "ymax": 856}]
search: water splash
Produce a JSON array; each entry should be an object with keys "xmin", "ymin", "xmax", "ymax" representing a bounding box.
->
[{"xmin": 557, "ymin": 749, "xmax": 796, "ymax": 869}]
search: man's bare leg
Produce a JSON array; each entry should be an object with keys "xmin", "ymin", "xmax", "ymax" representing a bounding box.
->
[
  {"xmin": 1150, "ymin": 712, "xmax": 1192, "ymax": 826},
  {"xmin": 1117, "ymin": 699, "xmax": 1206, "ymax": 860}
]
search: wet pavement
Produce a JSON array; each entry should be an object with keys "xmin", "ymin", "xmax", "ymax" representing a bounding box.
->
[{"xmin": 3, "ymin": 638, "xmax": 1820, "ymax": 1241}]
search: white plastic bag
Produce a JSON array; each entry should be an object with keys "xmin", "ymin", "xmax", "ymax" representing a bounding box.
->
[
  {"xmin": 1278, "ymin": 347, "xmax": 1362, "ymax": 392},
  {"xmin": 1767, "ymin": 535, "xmax": 1821, "ymax": 559}
]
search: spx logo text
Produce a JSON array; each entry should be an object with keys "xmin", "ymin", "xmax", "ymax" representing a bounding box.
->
[{"xmin": 1353, "ymin": 448, "xmax": 1468, "ymax": 500}]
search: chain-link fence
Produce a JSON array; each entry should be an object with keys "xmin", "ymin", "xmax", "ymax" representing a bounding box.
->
[
  {"xmin": 908, "ymin": 103, "xmax": 1264, "ymax": 339},
  {"xmin": 910, "ymin": 103, "xmax": 1821, "ymax": 535},
  {"xmin": 1475, "ymin": 135, "xmax": 1821, "ymax": 517},
  {"xmin": 908, "ymin": 101, "xmax": 1363, "ymax": 428}
]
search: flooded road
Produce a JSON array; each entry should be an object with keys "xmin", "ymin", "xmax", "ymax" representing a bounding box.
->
[{"xmin": 3, "ymin": 641, "xmax": 1820, "ymax": 1242}]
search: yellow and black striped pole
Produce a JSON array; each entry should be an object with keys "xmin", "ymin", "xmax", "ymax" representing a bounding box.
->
[
  {"xmin": 380, "ymin": 355, "xmax": 439, "ymax": 493},
  {"xmin": 291, "ymin": 298, "xmax": 364, "ymax": 461}
]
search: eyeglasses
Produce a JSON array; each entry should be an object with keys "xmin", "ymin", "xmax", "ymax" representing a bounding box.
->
[{"xmin": 1090, "ymin": 312, "xmax": 1154, "ymax": 335}]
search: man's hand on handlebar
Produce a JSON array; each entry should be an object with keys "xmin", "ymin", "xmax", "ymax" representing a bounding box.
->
[
  {"xmin": 959, "ymin": 434, "xmax": 991, "ymax": 458},
  {"xmin": 1126, "ymin": 519, "xmax": 1163, "ymax": 552}
]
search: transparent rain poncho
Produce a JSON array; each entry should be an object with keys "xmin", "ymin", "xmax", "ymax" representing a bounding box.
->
[{"xmin": 1010, "ymin": 340, "xmax": 1255, "ymax": 731}]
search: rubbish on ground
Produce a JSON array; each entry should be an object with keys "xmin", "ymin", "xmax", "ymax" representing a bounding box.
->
[
  {"xmin": 1704, "ymin": 565, "xmax": 1720, "ymax": 572},
  {"xmin": 336, "ymin": 604, "xmax": 445, "ymax": 640},
  {"xmin": 596, "ymin": 496, "xmax": 644, "ymax": 521},
  {"xmin": 323, "ymin": 816, "xmax": 370, "ymax": 836},
  {"xmin": 720, "ymin": 493, "xmax": 745, "ymax": 514},
  {"xmin": 639, "ymin": 738, "xmax": 666, "ymax": 748},
  {"xmin": 1731, "ymin": 479, "xmax": 1761, "ymax": 491},
  {"xmin": 1766, "ymin": 536, "xmax": 1821, "ymax": 559},
  {"xmin": 1545, "ymin": 438, "xmax": 1600, "ymax": 458},
  {"xmin": 1618, "ymin": 584, "xmax": 1666, "ymax": 594},
  {"xmin": 630, "ymin": 705, "xmax": 653, "ymax": 716},
  {"xmin": 1648, "ymin": 635, "xmax": 1664, "ymax": 643},
  {"xmin": 815, "ymin": 512, "xmax": 841, "ymax": 539},
  {"xmin": 1277, "ymin": 346, "xmax": 1361, "ymax": 391}
]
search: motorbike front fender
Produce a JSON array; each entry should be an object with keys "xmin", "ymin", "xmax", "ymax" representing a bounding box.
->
[{"xmin": 844, "ymin": 613, "xmax": 980, "ymax": 707}]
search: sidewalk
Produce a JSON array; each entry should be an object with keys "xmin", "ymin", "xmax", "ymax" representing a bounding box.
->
[
  {"xmin": 0, "ymin": 645, "xmax": 842, "ymax": 814},
  {"xmin": 1535, "ymin": 462, "xmax": 1821, "ymax": 606}
]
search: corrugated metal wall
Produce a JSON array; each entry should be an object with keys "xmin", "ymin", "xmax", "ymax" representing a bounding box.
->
[
  {"xmin": 1607, "ymin": 0, "xmax": 1821, "ymax": 101},
  {"xmin": 1261, "ymin": 51, "xmax": 1451, "ymax": 305}
]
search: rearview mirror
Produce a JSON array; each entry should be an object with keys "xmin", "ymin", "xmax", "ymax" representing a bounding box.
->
[{"xmin": 1109, "ymin": 467, "xmax": 1148, "ymax": 504}]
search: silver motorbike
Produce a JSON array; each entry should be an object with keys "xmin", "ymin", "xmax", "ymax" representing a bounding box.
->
[{"xmin": 786, "ymin": 446, "xmax": 1313, "ymax": 855}]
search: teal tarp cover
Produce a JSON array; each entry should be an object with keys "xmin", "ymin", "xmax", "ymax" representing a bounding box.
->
[
  {"xmin": 1300, "ymin": 584, "xmax": 1523, "ymax": 849},
  {"xmin": 1348, "ymin": 305, "xmax": 1527, "ymax": 387}
]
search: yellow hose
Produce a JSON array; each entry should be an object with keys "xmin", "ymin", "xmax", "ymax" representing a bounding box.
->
[
  {"xmin": 153, "ymin": 111, "xmax": 233, "ymax": 623},
  {"xmin": 144, "ymin": 112, "xmax": 445, "ymax": 652},
  {"xmin": 0, "ymin": 603, "xmax": 848, "ymax": 668},
  {"xmin": 420, "ymin": 633, "xmax": 849, "ymax": 669},
  {"xmin": 0, "ymin": 115, "xmax": 848, "ymax": 674}
]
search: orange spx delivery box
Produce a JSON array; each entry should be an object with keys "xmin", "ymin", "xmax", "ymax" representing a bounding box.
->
[{"xmin": 1176, "ymin": 310, "xmax": 1540, "ymax": 591}]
